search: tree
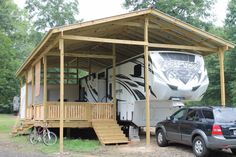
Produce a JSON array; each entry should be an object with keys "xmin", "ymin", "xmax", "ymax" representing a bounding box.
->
[
  {"xmin": 0, "ymin": 32, "xmax": 20, "ymax": 113},
  {"xmin": 0, "ymin": 0, "xmax": 36, "ymax": 113},
  {"xmin": 123, "ymin": 0, "xmax": 215, "ymax": 29},
  {"xmin": 25, "ymin": 0, "xmax": 79, "ymax": 33},
  {"xmin": 224, "ymin": 0, "xmax": 236, "ymax": 105}
]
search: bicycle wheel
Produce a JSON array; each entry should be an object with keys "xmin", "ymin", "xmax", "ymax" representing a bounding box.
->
[
  {"xmin": 29, "ymin": 129, "xmax": 38, "ymax": 144},
  {"xmin": 43, "ymin": 131, "xmax": 57, "ymax": 146}
]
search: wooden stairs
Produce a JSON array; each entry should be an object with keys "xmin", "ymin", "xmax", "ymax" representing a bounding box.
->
[
  {"xmin": 11, "ymin": 121, "xmax": 34, "ymax": 136},
  {"xmin": 92, "ymin": 119, "xmax": 129, "ymax": 145}
]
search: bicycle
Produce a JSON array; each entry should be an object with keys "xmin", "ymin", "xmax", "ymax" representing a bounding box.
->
[{"xmin": 29, "ymin": 123, "xmax": 57, "ymax": 146}]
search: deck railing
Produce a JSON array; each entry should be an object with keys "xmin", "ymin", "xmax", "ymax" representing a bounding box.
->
[
  {"xmin": 34, "ymin": 104, "xmax": 44, "ymax": 120},
  {"xmin": 26, "ymin": 107, "xmax": 33, "ymax": 120},
  {"xmin": 45, "ymin": 102, "xmax": 114, "ymax": 121},
  {"xmin": 92, "ymin": 103, "xmax": 113, "ymax": 120},
  {"xmin": 25, "ymin": 104, "xmax": 44, "ymax": 120}
]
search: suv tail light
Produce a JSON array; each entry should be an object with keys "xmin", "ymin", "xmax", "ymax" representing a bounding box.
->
[{"xmin": 212, "ymin": 124, "xmax": 223, "ymax": 136}]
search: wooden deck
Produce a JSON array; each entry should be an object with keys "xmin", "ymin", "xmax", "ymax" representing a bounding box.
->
[{"xmin": 19, "ymin": 102, "xmax": 128, "ymax": 145}]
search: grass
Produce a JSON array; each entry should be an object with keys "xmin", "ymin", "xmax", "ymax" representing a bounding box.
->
[
  {"xmin": 0, "ymin": 114, "xmax": 16, "ymax": 133},
  {"xmin": 12, "ymin": 136, "xmax": 100, "ymax": 154},
  {"xmin": 0, "ymin": 114, "xmax": 100, "ymax": 154}
]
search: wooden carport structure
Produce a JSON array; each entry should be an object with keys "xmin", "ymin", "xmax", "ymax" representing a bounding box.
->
[{"xmin": 16, "ymin": 8, "xmax": 234, "ymax": 153}]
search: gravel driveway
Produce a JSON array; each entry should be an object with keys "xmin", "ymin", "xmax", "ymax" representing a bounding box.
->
[
  {"xmin": 80, "ymin": 135, "xmax": 234, "ymax": 157},
  {"xmin": 0, "ymin": 135, "xmax": 234, "ymax": 157}
]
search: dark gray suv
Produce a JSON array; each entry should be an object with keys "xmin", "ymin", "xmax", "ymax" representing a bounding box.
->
[{"xmin": 156, "ymin": 107, "xmax": 236, "ymax": 157}]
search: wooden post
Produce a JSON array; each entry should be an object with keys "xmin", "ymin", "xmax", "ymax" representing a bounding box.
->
[
  {"xmin": 43, "ymin": 56, "xmax": 47, "ymax": 121},
  {"xmin": 25, "ymin": 73, "xmax": 28, "ymax": 119},
  {"xmin": 20, "ymin": 78, "xmax": 23, "ymax": 117},
  {"xmin": 144, "ymin": 16, "xmax": 150, "ymax": 145},
  {"xmin": 112, "ymin": 44, "xmax": 116, "ymax": 119},
  {"xmin": 59, "ymin": 37, "xmax": 64, "ymax": 153},
  {"xmin": 76, "ymin": 58, "xmax": 79, "ymax": 84},
  {"xmin": 32, "ymin": 67, "xmax": 35, "ymax": 106},
  {"xmin": 219, "ymin": 47, "xmax": 226, "ymax": 106}
]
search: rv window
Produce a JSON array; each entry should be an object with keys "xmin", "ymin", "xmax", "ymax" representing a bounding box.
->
[
  {"xmin": 98, "ymin": 72, "xmax": 105, "ymax": 79},
  {"xmin": 134, "ymin": 64, "xmax": 142, "ymax": 77}
]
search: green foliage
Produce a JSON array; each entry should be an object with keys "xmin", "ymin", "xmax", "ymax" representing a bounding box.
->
[
  {"xmin": 224, "ymin": 0, "xmax": 236, "ymax": 106},
  {"xmin": 123, "ymin": 0, "xmax": 215, "ymax": 29},
  {"xmin": 0, "ymin": 0, "xmax": 80, "ymax": 113},
  {"xmin": 12, "ymin": 136, "xmax": 100, "ymax": 154},
  {"xmin": 25, "ymin": 0, "xmax": 79, "ymax": 33},
  {"xmin": 0, "ymin": 32, "xmax": 19, "ymax": 113},
  {"xmin": 0, "ymin": 0, "xmax": 27, "ymax": 113}
]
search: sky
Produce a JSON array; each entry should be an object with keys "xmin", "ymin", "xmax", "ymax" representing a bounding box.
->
[{"xmin": 14, "ymin": 0, "xmax": 229, "ymax": 26}]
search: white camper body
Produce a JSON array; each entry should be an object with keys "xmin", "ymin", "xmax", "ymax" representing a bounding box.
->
[{"xmin": 79, "ymin": 51, "xmax": 209, "ymax": 128}]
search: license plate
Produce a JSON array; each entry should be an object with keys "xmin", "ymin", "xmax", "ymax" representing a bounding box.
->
[{"xmin": 233, "ymin": 130, "xmax": 236, "ymax": 135}]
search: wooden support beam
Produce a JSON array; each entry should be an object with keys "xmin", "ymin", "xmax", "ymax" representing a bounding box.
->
[
  {"xmin": 48, "ymin": 52, "xmax": 114, "ymax": 59},
  {"xmin": 59, "ymin": 37, "xmax": 64, "ymax": 153},
  {"xmin": 144, "ymin": 16, "xmax": 150, "ymax": 145},
  {"xmin": 151, "ymin": 10, "xmax": 235, "ymax": 49},
  {"xmin": 76, "ymin": 58, "xmax": 79, "ymax": 84},
  {"xmin": 55, "ymin": 9, "xmax": 151, "ymax": 32},
  {"xmin": 62, "ymin": 35, "xmax": 147, "ymax": 46},
  {"xmin": 148, "ymin": 43, "xmax": 217, "ymax": 52},
  {"xmin": 32, "ymin": 67, "xmax": 35, "ymax": 106},
  {"xmin": 219, "ymin": 47, "xmax": 227, "ymax": 106},
  {"xmin": 32, "ymin": 35, "xmax": 61, "ymax": 66},
  {"xmin": 16, "ymin": 30, "xmax": 56, "ymax": 77},
  {"xmin": 114, "ymin": 21, "xmax": 170, "ymax": 30},
  {"xmin": 25, "ymin": 73, "xmax": 28, "ymax": 119},
  {"xmin": 112, "ymin": 44, "xmax": 116, "ymax": 120},
  {"xmin": 43, "ymin": 56, "xmax": 48, "ymax": 121},
  {"xmin": 62, "ymin": 35, "xmax": 216, "ymax": 52}
]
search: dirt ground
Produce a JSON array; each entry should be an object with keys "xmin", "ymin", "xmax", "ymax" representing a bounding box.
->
[{"xmin": 0, "ymin": 135, "xmax": 235, "ymax": 157}]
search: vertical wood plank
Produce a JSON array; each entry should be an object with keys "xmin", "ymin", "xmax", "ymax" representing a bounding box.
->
[
  {"xmin": 112, "ymin": 44, "xmax": 116, "ymax": 120},
  {"xmin": 59, "ymin": 37, "xmax": 64, "ymax": 153},
  {"xmin": 25, "ymin": 73, "xmax": 28, "ymax": 119},
  {"xmin": 32, "ymin": 67, "xmax": 35, "ymax": 106},
  {"xmin": 43, "ymin": 56, "xmax": 47, "ymax": 121},
  {"xmin": 144, "ymin": 16, "xmax": 150, "ymax": 145},
  {"xmin": 219, "ymin": 47, "xmax": 226, "ymax": 106}
]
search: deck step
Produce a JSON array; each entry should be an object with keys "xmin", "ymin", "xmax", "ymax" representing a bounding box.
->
[
  {"xmin": 11, "ymin": 122, "xmax": 34, "ymax": 137},
  {"xmin": 92, "ymin": 119, "xmax": 128, "ymax": 145}
]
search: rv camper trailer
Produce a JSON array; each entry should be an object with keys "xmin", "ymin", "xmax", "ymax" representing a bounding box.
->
[{"xmin": 79, "ymin": 51, "xmax": 209, "ymax": 140}]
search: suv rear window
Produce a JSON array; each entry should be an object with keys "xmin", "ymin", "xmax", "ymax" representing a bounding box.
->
[
  {"xmin": 213, "ymin": 108, "xmax": 236, "ymax": 123},
  {"xmin": 202, "ymin": 110, "xmax": 214, "ymax": 120}
]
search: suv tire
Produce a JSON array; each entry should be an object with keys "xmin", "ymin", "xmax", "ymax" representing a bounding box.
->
[
  {"xmin": 193, "ymin": 136, "xmax": 209, "ymax": 157},
  {"xmin": 156, "ymin": 129, "xmax": 168, "ymax": 147}
]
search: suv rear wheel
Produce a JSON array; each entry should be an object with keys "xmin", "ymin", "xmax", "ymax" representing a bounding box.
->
[
  {"xmin": 156, "ymin": 129, "xmax": 168, "ymax": 147},
  {"xmin": 193, "ymin": 136, "xmax": 209, "ymax": 157}
]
